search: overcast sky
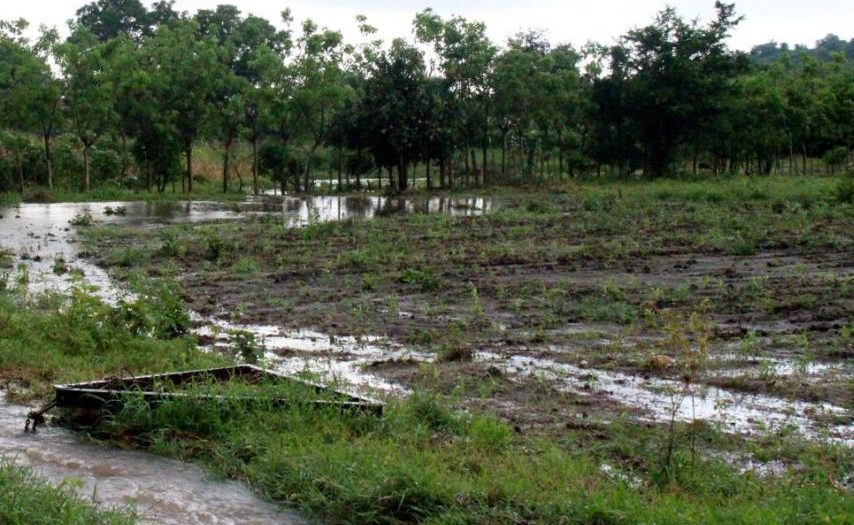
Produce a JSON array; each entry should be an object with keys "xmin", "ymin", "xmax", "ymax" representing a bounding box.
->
[{"xmin": 3, "ymin": 1, "xmax": 851, "ymax": 51}]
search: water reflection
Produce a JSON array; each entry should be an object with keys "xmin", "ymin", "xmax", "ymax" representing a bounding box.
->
[
  {"xmin": 277, "ymin": 195, "xmax": 494, "ymax": 227},
  {"xmin": 0, "ymin": 194, "xmax": 496, "ymax": 300}
]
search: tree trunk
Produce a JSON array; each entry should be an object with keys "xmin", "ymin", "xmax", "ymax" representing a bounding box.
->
[
  {"xmin": 426, "ymin": 159, "xmax": 432, "ymax": 190},
  {"xmin": 120, "ymin": 134, "xmax": 129, "ymax": 185},
  {"xmin": 470, "ymin": 149, "xmax": 478, "ymax": 185},
  {"xmin": 526, "ymin": 142, "xmax": 535, "ymax": 177},
  {"xmin": 43, "ymin": 134, "xmax": 53, "ymax": 190},
  {"xmin": 185, "ymin": 145, "xmax": 193, "ymax": 193},
  {"xmin": 788, "ymin": 141, "xmax": 795, "ymax": 175},
  {"xmin": 481, "ymin": 100, "xmax": 488, "ymax": 186},
  {"xmin": 303, "ymin": 143, "xmax": 319, "ymax": 193},
  {"xmin": 501, "ymin": 130, "xmax": 508, "ymax": 180},
  {"xmin": 17, "ymin": 161, "xmax": 24, "ymax": 193},
  {"xmin": 222, "ymin": 136, "xmax": 233, "ymax": 193},
  {"xmin": 337, "ymin": 148, "xmax": 343, "ymax": 191},
  {"xmin": 252, "ymin": 137, "xmax": 259, "ymax": 195},
  {"xmin": 398, "ymin": 156, "xmax": 408, "ymax": 192},
  {"xmin": 83, "ymin": 145, "xmax": 91, "ymax": 193},
  {"xmin": 463, "ymin": 144, "xmax": 470, "ymax": 187}
]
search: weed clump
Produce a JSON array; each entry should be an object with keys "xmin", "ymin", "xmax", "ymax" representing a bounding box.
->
[
  {"xmin": 400, "ymin": 267, "xmax": 441, "ymax": 292},
  {"xmin": 69, "ymin": 210, "xmax": 93, "ymax": 226}
]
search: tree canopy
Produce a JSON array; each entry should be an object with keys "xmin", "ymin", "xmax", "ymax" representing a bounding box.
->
[{"xmin": 0, "ymin": 2, "xmax": 851, "ymax": 194}]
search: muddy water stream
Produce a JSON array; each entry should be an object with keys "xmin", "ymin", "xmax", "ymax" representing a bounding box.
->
[{"xmin": 0, "ymin": 395, "xmax": 304, "ymax": 524}]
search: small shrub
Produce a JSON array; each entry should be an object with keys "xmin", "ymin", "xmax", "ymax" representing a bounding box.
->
[
  {"xmin": 469, "ymin": 416, "xmax": 511, "ymax": 452},
  {"xmin": 400, "ymin": 267, "xmax": 441, "ymax": 292},
  {"xmin": 730, "ymin": 236, "xmax": 758, "ymax": 256},
  {"xmin": 361, "ymin": 273, "xmax": 378, "ymax": 291},
  {"xmin": 229, "ymin": 329, "xmax": 263, "ymax": 364},
  {"xmin": 205, "ymin": 233, "xmax": 226, "ymax": 261},
  {"xmin": 52, "ymin": 257, "xmax": 67, "ymax": 275},
  {"xmin": 232, "ymin": 256, "xmax": 259, "ymax": 275},
  {"xmin": 438, "ymin": 345, "xmax": 473, "ymax": 362},
  {"xmin": 69, "ymin": 210, "xmax": 93, "ymax": 227},
  {"xmin": 159, "ymin": 230, "xmax": 186, "ymax": 257}
]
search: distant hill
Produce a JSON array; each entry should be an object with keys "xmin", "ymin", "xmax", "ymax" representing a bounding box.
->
[{"xmin": 750, "ymin": 34, "xmax": 854, "ymax": 65}]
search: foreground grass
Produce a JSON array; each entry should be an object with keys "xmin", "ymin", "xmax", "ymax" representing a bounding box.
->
[
  {"xmin": 0, "ymin": 462, "xmax": 135, "ymax": 525},
  {"xmin": 107, "ymin": 393, "xmax": 852, "ymax": 525},
  {"xmin": 0, "ymin": 281, "xmax": 850, "ymax": 524}
]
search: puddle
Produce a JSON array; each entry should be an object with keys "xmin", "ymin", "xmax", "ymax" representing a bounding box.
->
[
  {"xmin": 0, "ymin": 395, "xmax": 305, "ymax": 525},
  {"xmin": 0, "ymin": 194, "xmax": 488, "ymax": 522},
  {"xmin": 707, "ymin": 354, "xmax": 848, "ymax": 379},
  {"xmin": 195, "ymin": 318, "xmax": 433, "ymax": 395},
  {"xmin": 476, "ymin": 351, "xmax": 853, "ymax": 444},
  {"xmin": 277, "ymin": 195, "xmax": 493, "ymax": 228}
]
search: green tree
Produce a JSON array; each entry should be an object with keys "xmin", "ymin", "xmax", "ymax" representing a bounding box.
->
[
  {"xmin": 56, "ymin": 27, "xmax": 115, "ymax": 191},
  {"xmin": 290, "ymin": 20, "xmax": 352, "ymax": 191},
  {"xmin": 146, "ymin": 20, "xmax": 223, "ymax": 192},
  {"xmin": 415, "ymin": 9, "xmax": 496, "ymax": 185},
  {"xmin": 358, "ymin": 39, "xmax": 431, "ymax": 192},
  {"xmin": 76, "ymin": 0, "xmax": 152, "ymax": 42},
  {"xmin": 612, "ymin": 2, "xmax": 745, "ymax": 177},
  {"xmin": 0, "ymin": 22, "xmax": 64, "ymax": 189}
]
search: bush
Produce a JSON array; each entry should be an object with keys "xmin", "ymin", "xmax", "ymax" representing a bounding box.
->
[{"xmin": 834, "ymin": 172, "xmax": 854, "ymax": 204}]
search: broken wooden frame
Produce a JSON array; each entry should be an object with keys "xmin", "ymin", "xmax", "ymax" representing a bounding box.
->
[{"xmin": 26, "ymin": 365, "xmax": 383, "ymax": 431}]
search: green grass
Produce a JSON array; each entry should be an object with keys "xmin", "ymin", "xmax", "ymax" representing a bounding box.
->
[
  {"xmin": 102, "ymin": 389, "xmax": 851, "ymax": 525},
  {"xmin": 0, "ymin": 278, "xmax": 223, "ymax": 402},
  {"xmin": 87, "ymin": 175, "xmax": 851, "ymax": 350},
  {"xmin": 0, "ymin": 462, "xmax": 135, "ymax": 525}
]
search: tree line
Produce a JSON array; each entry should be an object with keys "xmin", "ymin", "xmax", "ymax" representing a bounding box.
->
[{"xmin": 0, "ymin": 0, "xmax": 851, "ymax": 194}]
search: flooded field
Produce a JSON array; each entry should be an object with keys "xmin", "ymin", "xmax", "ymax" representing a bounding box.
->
[
  {"xmin": 0, "ymin": 185, "xmax": 851, "ymax": 521},
  {"xmin": 0, "ymin": 195, "xmax": 493, "ymax": 298}
]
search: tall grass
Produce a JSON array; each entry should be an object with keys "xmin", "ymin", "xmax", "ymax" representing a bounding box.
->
[
  {"xmin": 100, "ymin": 391, "xmax": 852, "ymax": 525},
  {"xmin": 0, "ymin": 462, "xmax": 136, "ymax": 525}
]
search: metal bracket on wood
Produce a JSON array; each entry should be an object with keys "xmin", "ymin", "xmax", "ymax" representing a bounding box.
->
[{"xmin": 24, "ymin": 399, "xmax": 57, "ymax": 433}]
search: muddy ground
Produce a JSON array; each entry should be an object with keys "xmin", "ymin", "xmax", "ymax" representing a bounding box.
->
[{"xmin": 81, "ymin": 188, "xmax": 853, "ymax": 441}]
